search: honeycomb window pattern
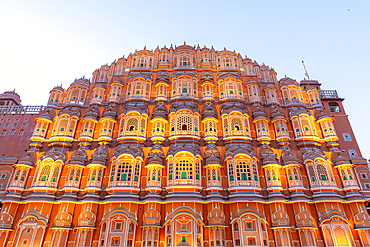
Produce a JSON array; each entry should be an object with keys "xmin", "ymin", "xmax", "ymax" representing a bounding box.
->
[
  {"xmin": 177, "ymin": 115, "xmax": 192, "ymax": 131},
  {"xmin": 117, "ymin": 162, "xmax": 132, "ymax": 181},
  {"xmin": 176, "ymin": 160, "xmax": 193, "ymax": 180}
]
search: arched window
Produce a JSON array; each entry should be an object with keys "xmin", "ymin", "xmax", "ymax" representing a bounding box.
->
[
  {"xmin": 79, "ymin": 119, "xmax": 95, "ymax": 139},
  {"xmin": 64, "ymin": 166, "xmax": 82, "ymax": 188},
  {"xmin": 32, "ymin": 120, "xmax": 50, "ymax": 138},
  {"xmin": 291, "ymin": 115, "xmax": 317, "ymax": 139},
  {"xmin": 67, "ymin": 87, "xmax": 87, "ymax": 105},
  {"xmin": 86, "ymin": 166, "xmax": 104, "ymax": 188},
  {"xmin": 169, "ymin": 110, "xmax": 200, "ymax": 138},
  {"xmin": 51, "ymin": 115, "xmax": 78, "ymax": 138},
  {"xmin": 282, "ymin": 86, "xmax": 303, "ymax": 105},
  {"xmin": 286, "ymin": 166, "xmax": 303, "ymax": 188},
  {"xmin": 167, "ymin": 153, "xmax": 201, "ymax": 186},
  {"xmin": 265, "ymin": 88, "xmax": 278, "ymax": 104},
  {"xmin": 204, "ymin": 120, "xmax": 217, "ymax": 138},
  {"xmin": 329, "ymin": 102, "xmax": 340, "ymax": 112},
  {"xmin": 126, "ymin": 79, "xmax": 151, "ymax": 99},
  {"xmin": 254, "ymin": 120, "xmax": 269, "ymax": 137},
  {"xmin": 247, "ymin": 84, "xmax": 261, "ymax": 102},
  {"xmin": 222, "ymin": 113, "xmax": 251, "ymax": 139},
  {"xmin": 218, "ymin": 78, "xmax": 243, "ymax": 99},
  {"xmin": 155, "ymin": 84, "xmax": 168, "ymax": 99},
  {"xmin": 114, "ymin": 63, "xmax": 124, "ymax": 75},
  {"xmin": 227, "ymin": 156, "xmax": 259, "ymax": 187},
  {"xmin": 10, "ymin": 166, "xmax": 29, "ymax": 189},
  {"xmin": 32, "ymin": 159, "xmax": 62, "ymax": 188},
  {"xmin": 151, "ymin": 120, "xmax": 166, "ymax": 139},
  {"xmin": 319, "ymin": 119, "xmax": 337, "ymax": 138},
  {"xmin": 308, "ymin": 90, "xmax": 321, "ymax": 106},
  {"xmin": 201, "ymin": 84, "xmax": 213, "ymax": 99},
  {"xmin": 99, "ymin": 119, "xmax": 114, "ymax": 137},
  {"xmin": 171, "ymin": 76, "xmax": 197, "ymax": 98},
  {"xmin": 264, "ymin": 166, "xmax": 282, "ymax": 188},
  {"xmin": 91, "ymin": 88, "xmax": 105, "ymax": 104},
  {"xmin": 338, "ymin": 166, "xmax": 357, "ymax": 188},
  {"xmin": 108, "ymin": 84, "xmax": 122, "ymax": 102},
  {"xmin": 109, "ymin": 158, "xmax": 141, "ymax": 188},
  {"xmin": 306, "ymin": 160, "xmax": 336, "ymax": 188},
  {"xmin": 273, "ymin": 120, "xmax": 289, "ymax": 139},
  {"xmin": 118, "ymin": 114, "xmax": 147, "ymax": 139},
  {"xmin": 206, "ymin": 166, "xmax": 221, "ymax": 187},
  {"xmin": 48, "ymin": 91, "xmax": 62, "ymax": 106}
]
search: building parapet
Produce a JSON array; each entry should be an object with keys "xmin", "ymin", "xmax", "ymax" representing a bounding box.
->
[
  {"xmin": 320, "ymin": 89, "xmax": 339, "ymax": 99},
  {"xmin": 0, "ymin": 105, "xmax": 45, "ymax": 114}
]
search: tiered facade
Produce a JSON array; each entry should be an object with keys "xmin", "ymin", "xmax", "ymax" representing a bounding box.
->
[{"xmin": 1, "ymin": 44, "xmax": 370, "ymax": 247}]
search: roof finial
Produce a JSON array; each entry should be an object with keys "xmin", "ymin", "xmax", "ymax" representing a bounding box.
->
[{"xmin": 184, "ymin": 41, "xmax": 186, "ymax": 45}]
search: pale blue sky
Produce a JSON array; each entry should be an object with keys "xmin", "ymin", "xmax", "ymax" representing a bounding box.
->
[{"xmin": 0, "ymin": 0, "xmax": 369, "ymax": 158}]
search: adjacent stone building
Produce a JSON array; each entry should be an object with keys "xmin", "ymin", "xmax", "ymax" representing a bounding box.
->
[{"xmin": 0, "ymin": 44, "xmax": 369, "ymax": 247}]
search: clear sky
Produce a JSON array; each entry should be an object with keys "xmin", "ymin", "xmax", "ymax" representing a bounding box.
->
[{"xmin": 0, "ymin": 0, "xmax": 369, "ymax": 159}]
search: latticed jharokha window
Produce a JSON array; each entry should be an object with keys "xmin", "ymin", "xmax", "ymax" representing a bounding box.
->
[
  {"xmin": 127, "ymin": 79, "xmax": 151, "ymax": 98},
  {"xmin": 204, "ymin": 121, "xmax": 217, "ymax": 136},
  {"xmin": 236, "ymin": 161, "xmax": 258, "ymax": 181},
  {"xmin": 87, "ymin": 166, "xmax": 103, "ymax": 187},
  {"xmin": 231, "ymin": 117, "xmax": 242, "ymax": 132},
  {"xmin": 320, "ymin": 120, "xmax": 336, "ymax": 137},
  {"xmin": 317, "ymin": 164, "xmax": 328, "ymax": 181},
  {"xmin": 292, "ymin": 116, "xmax": 317, "ymax": 138},
  {"xmin": 176, "ymin": 115, "xmax": 192, "ymax": 131},
  {"xmin": 39, "ymin": 164, "xmax": 51, "ymax": 182},
  {"xmin": 207, "ymin": 168, "xmax": 221, "ymax": 181},
  {"xmin": 156, "ymin": 84, "xmax": 167, "ymax": 98},
  {"xmin": 168, "ymin": 161, "xmax": 173, "ymax": 180},
  {"xmin": 170, "ymin": 111, "xmax": 199, "ymax": 137},
  {"xmin": 308, "ymin": 90, "xmax": 321, "ymax": 105},
  {"xmin": 91, "ymin": 88, "xmax": 105, "ymax": 104},
  {"xmin": 247, "ymin": 84, "xmax": 260, "ymax": 102},
  {"xmin": 52, "ymin": 116, "xmax": 78, "ymax": 138},
  {"xmin": 202, "ymin": 84, "xmax": 213, "ymax": 98},
  {"xmin": 228, "ymin": 158, "xmax": 259, "ymax": 187},
  {"xmin": 33, "ymin": 160, "xmax": 61, "ymax": 187},
  {"xmin": 33, "ymin": 120, "xmax": 49, "ymax": 137},
  {"xmin": 176, "ymin": 160, "xmax": 193, "ymax": 180},
  {"xmin": 286, "ymin": 166, "xmax": 303, "ymax": 187},
  {"xmin": 109, "ymin": 84, "xmax": 122, "ymax": 101},
  {"xmin": 152, "ymin": 121, "xmax": 165, "ymax": 135},
  {"xmin": 12, "ymin": 167, "xmax": 28, "ymax": 187},
  {"xmin": 109, "ymin": 159, "xmax": 141, "ymax": 187},
  {"xmin": 265, "ymin": 167, "xmax": 280, "ymax": 182},
  {"xmin": 306, "ymin": 161, "xmax": 335, "ymax": 187},
  {"xmin": 80, "ymin": 120, "xmax": 95, "ymax": 137},
  {"xmin": 265, "ymin": 88, "xmax": 278, "ymax": 103},
  {"xmin": 255, "ymin": 120, "xmax": 269, "ymax": 136},
  {"xmin": 219, "ymin": 79, "xmax": 243, "ymax": 99},
  {"xmin": 119, "ymin": 115, "xmax": 147, "ymax": 137},
  {"xmin": 114, "ymin": 162, "xmax": 132, "ymax": 182},
  {"xmin": 67, "ymin": 87, "xmax": 86, "ymax": 104},
  {"xmin": 274, "ymin": 120, "xmax": 288, "ymax": 138},
  {"xmin": 287, "ymin": 167, "xmax": 301, "ymax": 181},
  {"xmin": 228, "ymin": 162, "xmax": 235, "ymax": 181},
  {"xmin": 126, "ymin": 118, "xmax": 138, "ymax": 132},
  {"xmin": 172, "ymin": 77, "xmax": 197, "ymax": 97},
  {"xmin": 100, "ymin": 120, "xmax": 114, "ymax": 136}
]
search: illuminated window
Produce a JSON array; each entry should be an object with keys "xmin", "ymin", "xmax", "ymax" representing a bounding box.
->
[{"xmin": 175, "ymin": 160, "xmax": 192, "ymax": 180}]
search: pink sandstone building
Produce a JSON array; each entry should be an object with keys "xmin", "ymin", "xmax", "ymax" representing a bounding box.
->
[{"xmin": 0, "ymin": 44, "xmax": 369, "ymax": 247}]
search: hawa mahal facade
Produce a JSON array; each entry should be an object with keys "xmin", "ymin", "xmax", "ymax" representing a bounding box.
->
[{"xmin": 0, "ymin": 44, "xmax": 370, "ymax": 247}]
